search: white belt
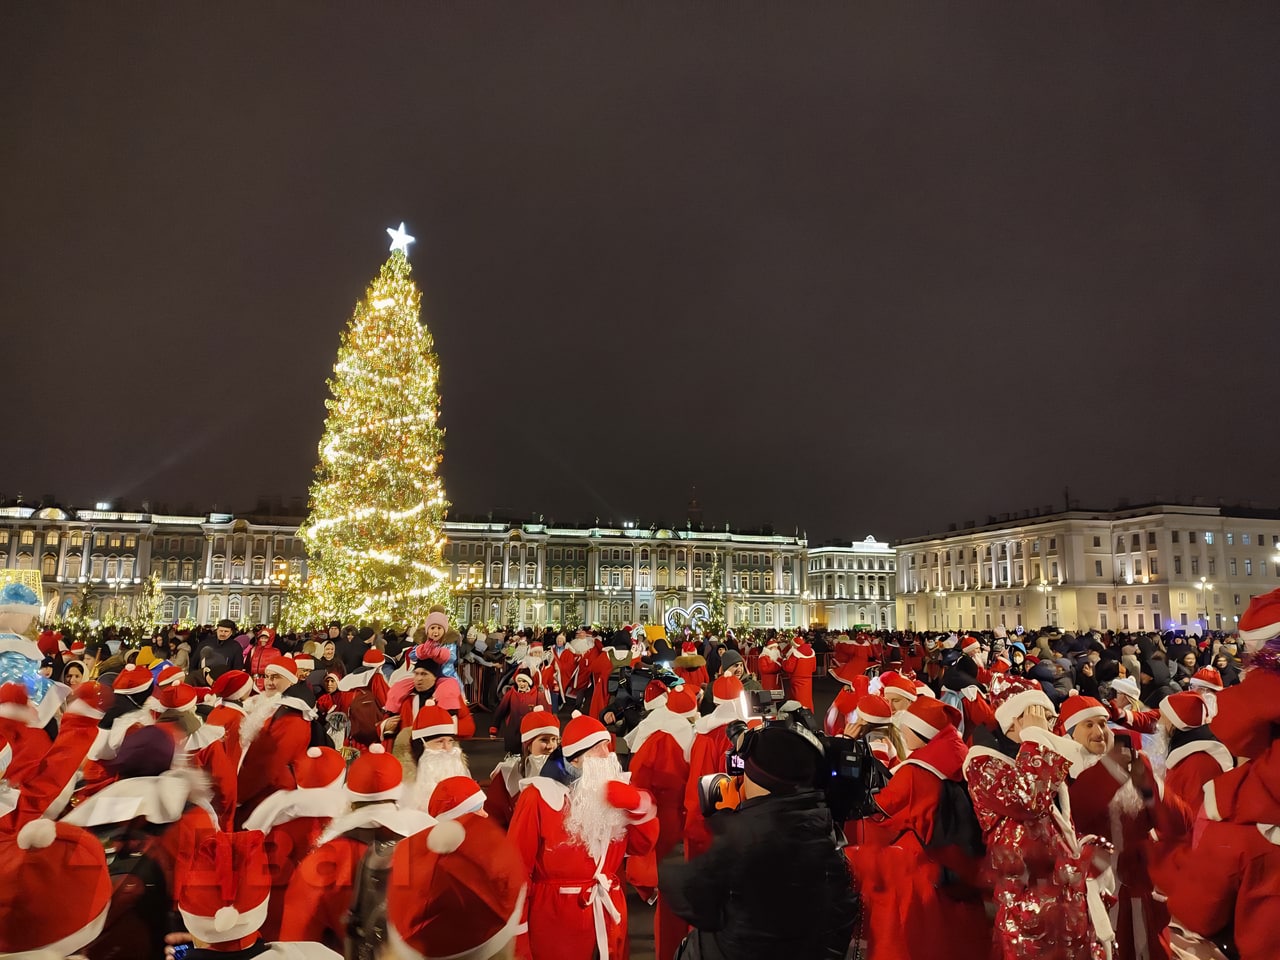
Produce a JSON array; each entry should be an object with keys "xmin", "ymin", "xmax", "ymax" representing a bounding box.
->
[{"xmin": 558, "ymin": 873, "xmax": 621, "ymax": 959}]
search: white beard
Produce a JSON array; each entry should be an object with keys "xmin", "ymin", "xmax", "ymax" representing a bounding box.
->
[
  {"xmin": 1147, "ymin": 724, "xmax": 1173, "ymax": 778},
  {"xmin": 565, "ymin": 754, "xmax": 629, "ymax": 861},
  {"xmin": 411, "ymin": 746, "xmax": 470, "ymax": 811},
  {"xmin": 239, "ymin": 691, "xmax": 281, "ymax": 750}
]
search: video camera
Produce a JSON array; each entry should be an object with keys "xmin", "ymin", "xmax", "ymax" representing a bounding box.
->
[{"xmin": 697, "ymin": 709, "xmax": 889, "ymax": 823}]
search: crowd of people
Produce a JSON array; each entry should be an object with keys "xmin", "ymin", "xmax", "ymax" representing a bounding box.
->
[{"xmin": 1, "ymin": 583, "xmax": 1278, "ymax": 960}]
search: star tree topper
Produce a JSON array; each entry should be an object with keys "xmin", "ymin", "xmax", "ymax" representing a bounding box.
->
[{"xmin": 387, "ymin": 221, "xmax": 415, "ymax": 256}]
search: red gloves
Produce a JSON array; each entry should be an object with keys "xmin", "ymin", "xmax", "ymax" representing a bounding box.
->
[{"xmin": 605, "ymin": 781, "xmax": 643, "ymax": 813}]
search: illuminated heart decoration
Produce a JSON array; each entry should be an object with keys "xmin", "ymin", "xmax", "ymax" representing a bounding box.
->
[{"xmin": 664, "ymin": 601, "xmax": 711, "ymax": 633}]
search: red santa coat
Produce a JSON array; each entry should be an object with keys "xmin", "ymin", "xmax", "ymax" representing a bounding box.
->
[
  {"xmin": 627, "ymin": 718, "xmax": 694, "ymax": 960},
  {"xmin": 1202, "ymin": 668, "xmax": 1280, "ymax": 826},
  {"xmin": 207, "ymin": 701, "xmax": 247, "ymax": 769},
  {"xmin": 682, "ymin": 712, "xmax": 739, "ymax": 859},
  {"xmin": 851, "ymin": 729, "xmax": 989, "ymax": 960},
  {"xmin": 0, "ymin": 715, "xmax": 52, "ymax": 786},
  {"xmin": 0, "ymin": 706, "xmax": 100, "ymax": 834},
  {"xmin": 484, "ymin": 757, "xmax": 525, "ymax": 829},
  {"xmin": 1068, "ymin": 755, "xmax": 1167, "ymax": 960},
  {"xmin": 588, "ymin": 649, "xmax": 628, "ymax": 720},
  {"xmin": 1157, "ymin": 818, "xmax": 1280, "ymax": 960},
  {"xmin": 966, "ymin": 734, "xmax": 1111, "ymax": 960},
  {"xmin": 673, "ymin": 653, "xmax": 710, "ymax": 690},
  {"xmin": 1161, "ymin": 733, "xmax": 1233, "ymax": 834},
  {"xmin": 236, "ymin": 709, "xmax": 313, "ymax": 825},
  {"xmin": 243, "ymin": 785, "xmax": 347, "ymax": 943},
  {"xmin": 507, "ymin": 777, "xmax": 658, "ymax": 960},
  {"xmin": 491, "ymin": 686, "xmax": 553, "ymax": 753},
  {"xmin": 757, "ymin": 647, "xmax": 784, "ymax": 691},
  {"xmin": 280, "ymin": 804, "xmax": 433, "ymax": 949},
  {"xmin": 782, "ymin": 643, "xmax": 816, "ymax": 710}
]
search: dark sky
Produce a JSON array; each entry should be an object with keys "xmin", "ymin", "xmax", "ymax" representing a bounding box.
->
[{"xmin": 4, "ymin": 4, "xmax": 1279, "ymax": 543}]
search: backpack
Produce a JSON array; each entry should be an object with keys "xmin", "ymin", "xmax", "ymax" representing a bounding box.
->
[
  {"xmin": 344, "ymin": 835, "xmax": 400, "ymax": 960},
  {"xmin": 925, "ymin": 779, "xmax": 986, "ymax": 898},
  {"xmin": 347, "ymin": 689, "xmax": 384, "ymax": 745},
  {"xmin": 87, "ymin": 821, "xmax": 173, "ymax": 960}
]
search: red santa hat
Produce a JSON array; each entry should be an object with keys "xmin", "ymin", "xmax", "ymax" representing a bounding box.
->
[
  {"xmin": 295, "ymin": 745, "xmax": 347, "ymax": 789},
  {"xmin": 1055, "ymin": 695, "xmax": 1108, "ymax": 735},
  {"xmin": 712, "ymin": 675, "xmax": 745, "ymax": 704},
  {"xmin": 412, "ymin": 702, "xmax": 458, "ymax": 742},
  {"xmin": 113, "ymin": 662, "xmax": 154, "ymax": 697},
  {"xmin": 156, "ymin": 664, "xmax": 186, "ymax": 688},
  {"xmin": 1190, "ymin": 667, "xmax": 1224, "ymax": 692},
  {"xmin": 528, "ymin": 639, "xmax": 544, "ymax": 651},
  {"xmin": 1239, "ymin": 587, "xmax": 1280, "ymax": 644},
  {"xmin": 36, "ymin": 629, "xmax": 64, "ymax": 656},
  {"xmin": 69, "ymin": 639, "xmax": 87, "ymax": 657},
  {"xmin": 897, "ymin": 697, "xmax": 962, "ymax": 742},
  {"xmin": 1160, "ymin": 690, "xmax": 1216, "ymax": 731},
  {"xmin": 643, "ymin": 680, "xmax": 669, "ymax": 712},
  {"xmin": 428, "ymin": 776, "xmax": 487, "ymax": 821},
  {"xmin": 264, "ymin": 657, "xmax": 298, "ymax": 684},
  {"xmin": 0, "ymin": 819, "xmax": 113, "ymax": 956},
  {"xmin": 65, "ymin": 680, "xmax": 111, "ymax": 721},
  {"xmin": 211, "ymin": 669, "xmax": 254, "ymax": 702},
  {"xmin": 561, "ymin": 713, "xmax": 611, "ymax": 759},
  {"xmin": 388, "ymin": 814, "xmax": 527, "ymax": 960},
  {"xmin": 176, "ymin": 830, "xmax": 272, "ymax": 946},
  {"xmin": 991, "ymin": 675, "xmax": 1056, "ymax": 733},
  {"xmin": 665, "ymin": 688, "xmax": 698, "ymax": 718},
  {"xmin": 830, "ymin": 660, "xmax": 868, "ymax": 688},
  {"xmin": 425, "ymin": 611, "xmax": 450, "ymax": 632},
  {"xmin": 156, "ymin": 683, "xmax": 199, "ymax": 713},
  {"xmin": 362, "ymin": 648, "xmax": 383, "ymax": 669},
  {"xmin": 856, "ymin": 694, "xmax": 895, "ymax": 726},
  {"xmin": 961, "ymin": 636, "xmax": 981, "ymax": 657},
  {"xmin": 0, "ymin": 683, "xmax": 37, "ymax": 724},
  {"xmin": 681, "ymin": 641, "xmax": 698, "ymax": 654},
  {"xmin": 879, "ymin": 672, "xmax": 918, "ymax": 704},
  {"xmin": 346, "ymin": 743, "xmax": 404, "ymax": 801},
  {"xmin": 520, "ymin": 706, "xmax": 561, "ymax": 744},
  {"xmin": 293, "ymin": 653, "xmax": 315, "ymax": 671}
]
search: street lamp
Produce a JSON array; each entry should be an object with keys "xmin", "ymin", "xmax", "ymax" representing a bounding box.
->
[
  {"xmin": 1035, "ymin": 579, "xmax": 1053, "ymax": 628},
  {"xmin": 1195, "ymin": 576, "xmax": 1213, "ymax": 627}
]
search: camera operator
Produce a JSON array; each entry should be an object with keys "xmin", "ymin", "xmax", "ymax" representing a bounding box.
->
[{"xmin": 659, "ymin": 722, "xmax": 858, "ymax": 960}]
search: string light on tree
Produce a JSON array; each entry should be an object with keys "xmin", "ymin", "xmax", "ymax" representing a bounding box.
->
[{"xmin": 285, "ymin": 223, "xmax": 451, "ymax": 627}]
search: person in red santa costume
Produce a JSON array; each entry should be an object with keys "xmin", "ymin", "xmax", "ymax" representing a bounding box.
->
[
  {"xmin": 1060, "ymin": 695, "xmax": 1170, "ymax": 960},
  {"xmin": 826, "ymin": 660, "xmax": 872, "ymax": 736},
  {"xmin": 587, "ymin": 634, "xmax": 633, "ymax": 722},
  {"xmin": 1147, "ymin": 690, "xmax": 1232, "ymax": 833},
  {"xmin": 782, "ymin": 634, "xmax": 817, "ymax": 711},
  {"xmin": 490, "ymin": 668, "xmax": 553, "ymax": 754},
  {"xmin": 281, "ymin": 743, "xmax": 432, "ymax": 949},
  {"xmin": 485, "ymin": 705, "xmax": 561, "ymax": 828},
  {"xmin": 507, "ymin": 713, "xmax": 660, "ymax": 960},
  {"xmin": 242, "ymin": 745, "xmax": 348, "ymax": 942},
  {"xmin": 850, "ymin": 696, "xmax": 990, "ymax": 960},
  {"xmin": 674, "ymin": 641, "xmax": 710, "ymax": 688},
  {"xmin": 1107, "ymin": 675, "xmax": 1161, "ymax": 736},
  {"xmin": 325, "ymin": 646, "xmax": 391, "ymax": 755},
  {"xmin": 756, "ymin": 634, "xmax": 784, "ymax": 692},
  {"xmin": 176, "ymin": 828, "xmax": 342, "ymax": 959},
  {"xmin": 1152, "ymin": 598, "xmax": 1280, "ymax": 960},
  {"xmin": 0, "ymin": 818, "xmax": 114, "ymax": 957},
  {"xmin": 408, "ymin": 701, "xmax": 473, "ymax": 811},
  {"xmin": 76, "ymin": 661, "xmax": 160, "ymax": 799},
  {"xmin": 1197, "ymin": 587, "xmax": 1280, "ymax": 826},
  {"xmin": 237, "ymin": 660, "xmax": 320, "ymax": 825},
  {"xmin": 844, "ymin": 693, "xmax": 907, "ymax": 772},
  {"xmin": 965, "ymin": 675, "xmax": 1116, "ymax": 960},
  {"xmin": 206, "ymin": 668, "xmax": 255, "ymax": 770},
  {"xmin": 153, "ymin": 682, "xmax": 239, "ymax": 829},
  {"xmin": 682, "ymin": 675, "xmax": 750, "ymax": 860},
  {"xmin": 626, "ymin": 686, "xmax": 699, "ymax": 960},
  {"xmin": 387, "ymin": 793, "xmax": 528, "ymax": 960},
  {"xmin": 0, "ymin": 680, "xmax": 108, "ymax": 835},
  {"xmin": 0, "ymin": 681, "xmax": 53, "ymax": 785}
]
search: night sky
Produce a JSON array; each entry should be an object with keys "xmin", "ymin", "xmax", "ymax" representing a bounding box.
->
[{"xmin": 4, "ymin": 4, "xmax": 1279, "ymax": 542}]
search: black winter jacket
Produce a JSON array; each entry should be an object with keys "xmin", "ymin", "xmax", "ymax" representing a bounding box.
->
[{"xmin": 660, "ymin": 789, "xmax": 857, "ymax": 960}]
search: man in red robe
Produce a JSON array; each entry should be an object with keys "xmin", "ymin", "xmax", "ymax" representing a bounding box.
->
[
  {"xmin": 683, "ymin": 676, "xmax": 749, "ymax": 860},
  {"xmin": 782, "ymin": 635, "xmax": 816, "ymax": 710},
  {"xmin": 507, "ymin": 714, "xmax": 659, "ymax": 960},
  {"xmin": 852, "ymin": 696, "xmax": 989, "ymax": 960},
  {"xmin": 205, "ymin": 669, "xmax": 254, "ymax": 771},
  {"xmin": 626, "ymin": 687, "xmax": 698, "ymax": 960},
  {"xmin": 755, "ymin": 636, "xmax": 783, "ymax": 691},
  {"xmin": 236, "ymin": 659, "xmax": 317, "ymax": 825},
  {"xmin": 1148, "ymin": 690, "xmax": 1233, "ymax": 833}
]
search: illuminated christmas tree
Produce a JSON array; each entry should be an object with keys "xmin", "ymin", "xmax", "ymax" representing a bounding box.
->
[{"xmin": 290, "ymin": 223, "xmax": 450, "ymax": 627}]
